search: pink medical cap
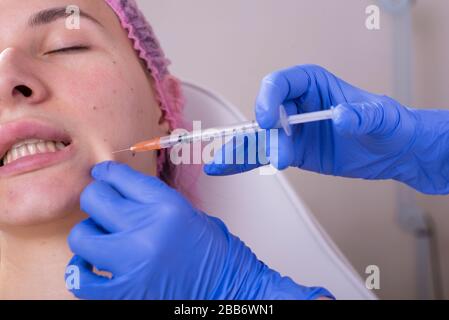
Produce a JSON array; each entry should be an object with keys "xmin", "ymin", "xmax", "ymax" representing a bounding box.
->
[
  {"xmin": 104, "ymin": 0, "xmax": 182, "ymax": 165},
  {"xmin": 104, "ymin": 0, "xmax": 200, "ymax": 203}
]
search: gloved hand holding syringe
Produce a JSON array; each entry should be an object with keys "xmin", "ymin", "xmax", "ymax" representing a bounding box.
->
[{"xmin": 112, "ymin": 106, "xmax": 335, "ymax": 154}]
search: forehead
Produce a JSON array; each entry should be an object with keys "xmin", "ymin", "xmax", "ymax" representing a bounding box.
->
[{"xmin": 0, "ymin": 0, "xmax": 116, "ymax": 32}]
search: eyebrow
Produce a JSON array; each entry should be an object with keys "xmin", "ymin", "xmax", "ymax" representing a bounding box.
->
[{"xmin": 28, "ymin": 6, "xmax": 103, "ymax": 28}]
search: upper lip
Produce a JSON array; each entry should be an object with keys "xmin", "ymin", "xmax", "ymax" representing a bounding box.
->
[{"xmin": 0, "ymin": 119, "xmax": 72, "ymax": 163}]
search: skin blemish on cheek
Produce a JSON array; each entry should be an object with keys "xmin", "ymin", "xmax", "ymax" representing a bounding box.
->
[{"xmin": 92, "ymin": 106, "xmax": 97, "ymax": 111}]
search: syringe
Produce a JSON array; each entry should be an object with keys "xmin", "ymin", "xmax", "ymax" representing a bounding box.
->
[{"xmin": 112, "ymin": 106, "xmax": 335, "ymax": 154}]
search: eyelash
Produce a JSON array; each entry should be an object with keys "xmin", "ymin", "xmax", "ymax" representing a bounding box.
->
[{"xmin": 45, "ymin": 45, "xmax": 90, "ymax": 55}]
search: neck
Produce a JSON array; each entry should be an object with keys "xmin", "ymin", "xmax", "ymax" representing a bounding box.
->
[{"xmin": 0, "ymin": 212, "xmax": 86, "ymax": 300}]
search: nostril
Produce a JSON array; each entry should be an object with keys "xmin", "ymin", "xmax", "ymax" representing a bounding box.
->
[{"xmin": 13, "ymin": 85, "xmax": 33, "ymax": 98}]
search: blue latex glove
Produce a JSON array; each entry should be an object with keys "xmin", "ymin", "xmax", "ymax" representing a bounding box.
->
[
  {"xmin": 66, "ymin": 161, "xmax": 333, "ymax": 300},
  {"xmin": 204, "ymin": 64, "xmax": 449, "ymax": 195}
]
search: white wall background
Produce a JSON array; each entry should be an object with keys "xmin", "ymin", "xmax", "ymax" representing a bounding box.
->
[{"xmin": 138, "ymin": 0, "xmax": 449, "ymax": 299}]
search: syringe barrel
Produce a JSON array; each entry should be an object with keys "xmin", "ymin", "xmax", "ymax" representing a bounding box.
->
[{"xmin": 160, "ymin": 120, "xmax": 262, "ymax": 149}]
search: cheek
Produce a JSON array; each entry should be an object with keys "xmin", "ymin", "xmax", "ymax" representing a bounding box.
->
[
  {"xmin": 53, "ymin": 59, "xmax": 162, "ymax": 170},
  {"xmin": 63, "ymin": 68, "xmax": 122, "ymax": 106},
  {"xmin": 61, "ymin": 62, "xmax": 148, "ymax": 120},
  {"xmin": 72, "ymin": 69, "xmax": 160, "ymax": 142}
]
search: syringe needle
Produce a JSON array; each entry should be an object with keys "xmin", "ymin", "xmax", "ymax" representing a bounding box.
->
[{"xmin": 112, "ymin": 148, "xmax": 132, "ymax": 154}]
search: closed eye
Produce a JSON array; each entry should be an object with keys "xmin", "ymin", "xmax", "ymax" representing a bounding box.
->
[{"xmin": 45, "ymin": 45, "xmax": 90, "ymax": 55}]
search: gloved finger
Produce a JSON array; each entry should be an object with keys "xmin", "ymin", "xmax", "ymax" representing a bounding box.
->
[
  {"xmin": 282, "ymin": 100, "xmax": 301, "ymax": 136},
  {"xmin": 256, "ymin": 65, "xmax": 309, "ymax": 129},
  {"xmin": 267, "ymin": 101, "xmax": 298, "ymax": 170},
  {"xmin": 81, "ymin": 180, "xmax": 145, "ymax": 233},
  {"xmin": 333, "ymin": 101, "xmax": 397, "ymax": 137},
  {"xmin": 68, "ymin": 218, "xmax": 126, "ymax": 275},
  {"xmin": 267, "ymin": 127, "xmax": 295, "ymax": 170},
  {"xmin": 91, "ymin": 161, "xmax": 171, "ymax": 204},
  {"xmin": 65, "ymin": 255, "xmax": 110, "ymax": 300},
  {"xmin": 203, "ymin": 132, "xmax": 267, "ymax": 176}
]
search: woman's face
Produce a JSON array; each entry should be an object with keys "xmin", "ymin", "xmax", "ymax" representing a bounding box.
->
[{"xmin": 0, "ymin": 0, "xmax": 168, "ymax": 227}]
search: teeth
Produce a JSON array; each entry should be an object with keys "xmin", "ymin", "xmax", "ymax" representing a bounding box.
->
[
  {"xmin": 46, "ymin": 141, "xmax": 56, "ymax": 152},
  {"xmin": 28, "ymin": 143, "xmax": 37, "ymax": 154},
  {"xmin": 2, "ymin": 139, "xmax": 68, "ymax": 166},
  {"xmin": 11, "ymin": 148, "xmax": 18, "ymax": 162},
  {"xmin": 19, "ymin": 145, "xmax": 29, "ymax": 157},
  {"xmin": 37, "ymin": 141, "xmax": 47, "ymax": 152},
  {"xmin": 56, "ymin": 142, "xmax": 65, "ymax": 150},
  {"xmin": 11, "ymin": 139, "xmax": 41, "ymax": 149}
]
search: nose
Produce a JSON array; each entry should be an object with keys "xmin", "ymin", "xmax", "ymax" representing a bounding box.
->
[{"xmin": 0, "ymin": 48, "xmax": 49, "ymax": 110}]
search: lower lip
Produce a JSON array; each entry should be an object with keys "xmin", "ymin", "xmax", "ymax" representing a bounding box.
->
[{"xmin": 0, "ymin": 143, "xmax": 76, "ymax": 178}]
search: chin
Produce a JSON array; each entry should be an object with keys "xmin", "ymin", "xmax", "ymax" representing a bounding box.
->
[{"xmin": 0, "ymin": 160, "xmax": 91, "ymax": 228}]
